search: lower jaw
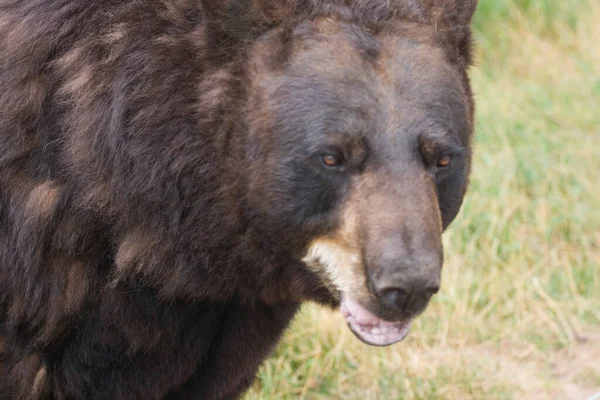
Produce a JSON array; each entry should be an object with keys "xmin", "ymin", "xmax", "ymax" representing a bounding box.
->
[
  {"xmin": 340, "ymin": 295, "xmax": 413, "ymax": 347},
  {"xmin": 346, "ymin": 318, "xmax": 412, "ymax": 347}
]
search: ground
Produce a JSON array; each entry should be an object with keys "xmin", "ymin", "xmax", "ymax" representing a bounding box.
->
[{"xmin": 244, "ymin": 1, "xmax": 600, "ymax": 398}]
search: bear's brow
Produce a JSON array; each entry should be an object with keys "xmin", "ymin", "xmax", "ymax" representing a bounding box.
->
[{"xmin": 420, "ymin": 130, "xmax": 465, "ymax": 153}]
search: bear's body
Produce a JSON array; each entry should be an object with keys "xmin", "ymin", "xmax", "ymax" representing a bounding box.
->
[{"xmin": 0, "ymin": 1, "xmax": 477, "ymax": 398}]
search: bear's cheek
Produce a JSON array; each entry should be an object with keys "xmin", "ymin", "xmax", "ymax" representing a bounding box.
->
[
  {"xmin": 300, "ymin": 201, "xmax": 370, "ymax": 303},
  {"xmin": 267, "ymin": 159, "xmax": 348, "ymax": 230},
  {"xmin": 436, "ymin": 163, "xmax": 469, "ymax": 229}
]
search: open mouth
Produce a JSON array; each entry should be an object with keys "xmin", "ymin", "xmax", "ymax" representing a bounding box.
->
[{"xmin": 340, "ymin": 295, "xmax": 411, "ymax": 347}]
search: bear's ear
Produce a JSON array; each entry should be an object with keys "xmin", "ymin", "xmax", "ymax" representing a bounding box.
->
[
  {"xmin": 200, "ymin": 0, "xmax": 296, "ymax": 42},
  {"xmin": 418, "ymin": 0, "xmax": 478, "ymax": 65},
  {"xmin": 199, "ymin": 0, "xmax": 300, "ymax": 64},
  {"xmin": 200, "ymin": 0, "xmax": 255, "ymax": 42},
  {"xmin": 420, "ymin": 0, "xmax": 478, "ymax": 29}
]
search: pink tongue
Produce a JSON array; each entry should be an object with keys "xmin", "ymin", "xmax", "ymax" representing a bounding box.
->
[{"xmin": 340, "ymin": 296, "xmax": 411, "ymax": 347}]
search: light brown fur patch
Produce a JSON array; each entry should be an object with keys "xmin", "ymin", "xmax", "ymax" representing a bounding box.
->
[
  {"xmin": 36, "ymin": 257, "xmax": 90, "ymax": 345},
  {"xmin": 105, "ymin": 23, "xmax": 127, "ymax": 43},
  {"xmin": 25, "ymin": 181, "xmax": 60, "ymax": 222},
  {"xmin": 302, "ymin": 196, "xmax": 370, "ymax": 302},
  {"xmin": 80, "ymin": 181, "xmax": 112, "ymax": 211},
  {"xmin": 56, "ymin": 46, "xmax": 85, "ymax": 73},
  {"xmin": 10, "ymin": 355, "xmax": 42, "ymax": 397},
  {"xmin": 31, "ymin": 366, "xmax": 48, "ymax": 398},
  {"xmin": 64, "ymin": 260, "xmax": 89, "ymax": 314},
  {"xmin": 115, "ymin": 228, "xmax": 160, "ymax": 275},
  {"xmin": 61, "ymin": 65, "xmax": 94, "ymax": 96}
]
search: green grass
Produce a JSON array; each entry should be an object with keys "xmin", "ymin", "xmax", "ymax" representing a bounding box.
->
[{"xmin": 246, "ymin": 2, "xmax": 600, "ymax": 399}]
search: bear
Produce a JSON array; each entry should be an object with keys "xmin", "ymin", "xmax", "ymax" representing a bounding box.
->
[{"xmin": 0, "ymin": 0, "xmax": 477, "ymax": 398}]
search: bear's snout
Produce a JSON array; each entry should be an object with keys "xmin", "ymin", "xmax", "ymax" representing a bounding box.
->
[
  {"xmin": 367, "ymin": 237, "xmax": 442, "ymax": 321},
  {"xmin": 360, "ymin": 169, "xmax": 444, "ymax": 322}
]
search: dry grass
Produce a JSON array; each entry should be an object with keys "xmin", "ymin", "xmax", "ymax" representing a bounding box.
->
[{"xmin": 245, "ymin": 2, "xmax": 600, "ymax": 399}]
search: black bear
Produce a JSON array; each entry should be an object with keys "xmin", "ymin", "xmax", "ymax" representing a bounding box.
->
[{"xmin": 0, "ymin": 0, "xmax": 477, "ymax": 398}]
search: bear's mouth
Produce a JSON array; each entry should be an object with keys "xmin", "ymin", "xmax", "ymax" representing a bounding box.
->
[{"xmin": 340, "ymin": 295, "xmax": 411, "ymax": 347}]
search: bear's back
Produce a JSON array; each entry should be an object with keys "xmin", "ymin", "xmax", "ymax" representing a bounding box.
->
[{"xmin": 0, "ymin": 2, "xmax": 296, "ymax": 398}]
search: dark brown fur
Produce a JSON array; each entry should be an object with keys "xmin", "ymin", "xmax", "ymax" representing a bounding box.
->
[{"xmin": 0, "ymin": 0, "xmax": 477, "ymax": 398}]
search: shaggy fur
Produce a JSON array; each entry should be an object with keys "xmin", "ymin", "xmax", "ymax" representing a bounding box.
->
[{"xmin": 0, "ymin": 0, "xmax": 477, "ymax": 398}]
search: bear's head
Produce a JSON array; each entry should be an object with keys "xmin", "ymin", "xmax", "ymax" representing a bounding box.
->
[{"xmin": 204, "ymin": 0, "xmax": 477, "ymax": 346}]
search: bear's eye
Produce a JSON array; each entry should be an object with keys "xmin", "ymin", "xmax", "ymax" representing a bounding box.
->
[
  {"xmin": 322, "ymin": 154, "xmax": 342, "ymax": 169},
  {"xmin": 437, "ymin": 155, "xmax": 452, "ymax": 169}
]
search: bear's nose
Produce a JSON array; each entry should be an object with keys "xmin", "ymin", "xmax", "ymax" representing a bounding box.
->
[
  {"xmin": 368, "ymin": 240, "xmax": 442, "ymax": 318},
  {"xmin": 375, "ymin": 278, "xmax": 440, "ymax": 315}
]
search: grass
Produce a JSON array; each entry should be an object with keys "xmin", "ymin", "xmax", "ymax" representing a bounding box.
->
[{"xmin": 245, "ymin": 1, "xmax": 600, "ymax": 399}]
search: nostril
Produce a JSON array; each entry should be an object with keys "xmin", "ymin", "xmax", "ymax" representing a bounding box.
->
[
  {"xmin": 378, "ymin": 287, "xmax": 411, "ymax": 311},
  {"xmin": 375, "ymin": 282, "xmax": 440, "ymax": 313}
]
